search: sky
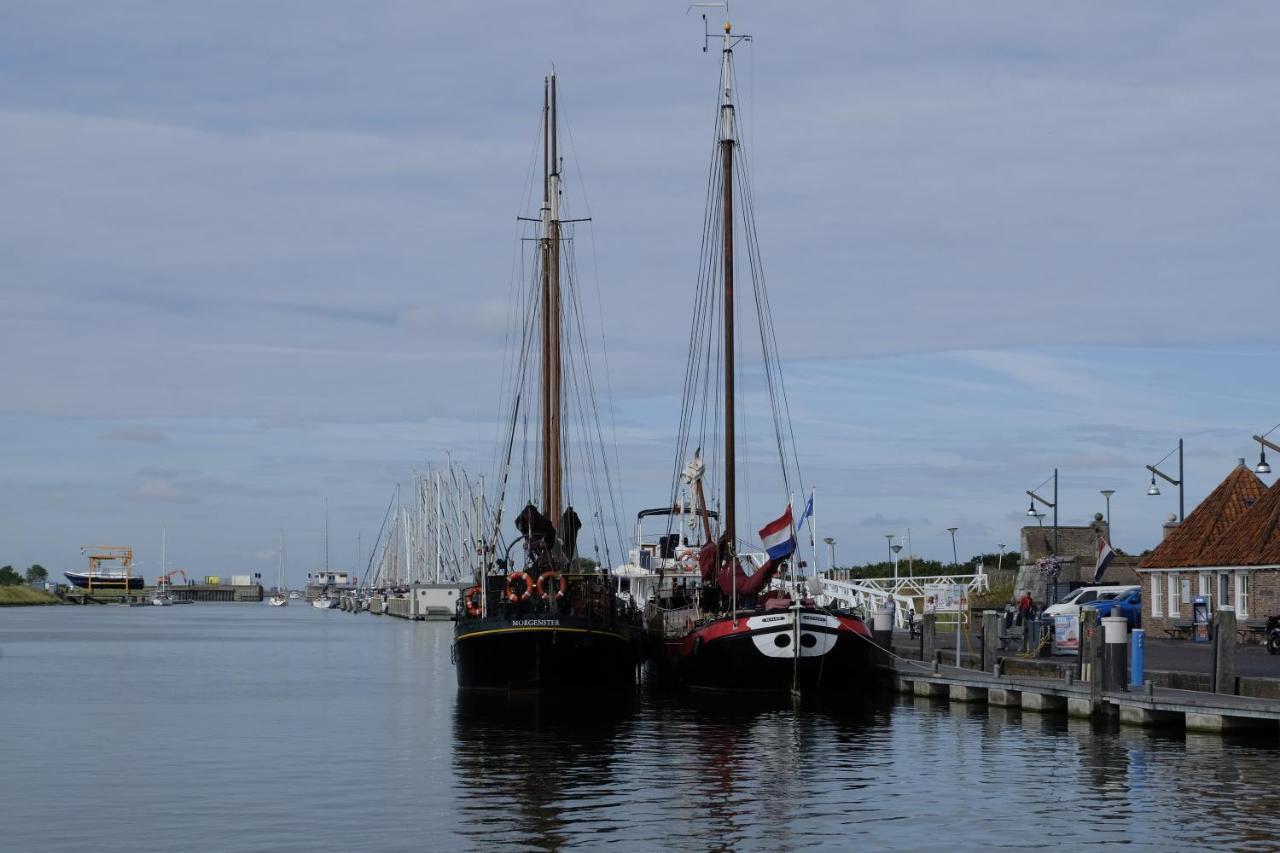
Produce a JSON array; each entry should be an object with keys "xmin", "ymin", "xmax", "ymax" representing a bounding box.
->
[{"xmin": 2, "ymin": 2, "xmax": 1279, "ymax": 584}]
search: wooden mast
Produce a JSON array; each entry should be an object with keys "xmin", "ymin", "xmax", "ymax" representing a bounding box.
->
[
  {"xmin": 539, "ymin": 77, "xmax": 553, "ymax": 516},
  {"xmin": 720, "ymin": 24, "xmax": 736, "ymax": 556},
  {"xmin": 548, "ymin": 74, "xmax": 563, "ymax": 521}
]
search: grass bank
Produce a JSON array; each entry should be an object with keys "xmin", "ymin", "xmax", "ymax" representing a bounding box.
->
[{"xmin": 0, "ymin": 586, "xmax": 64, "ymax": 606}]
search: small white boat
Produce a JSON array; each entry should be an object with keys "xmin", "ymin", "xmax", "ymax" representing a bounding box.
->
[
  {"xmin": 312, "ymin": 593, "xmax": 338, "ymax": 609},
  {"xmin": 269, "ymin": 532, "xmax": 289, "ymax": 607},
  {"xmin": 288, "ymin": 590, "xmax": 300, "ymax": 600},
  {"xmin": 151, "ymin": 593, "xmax": 173, "ymax": 606}
]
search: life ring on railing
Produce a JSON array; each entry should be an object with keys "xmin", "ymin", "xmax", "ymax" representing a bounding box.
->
[
  {"xmin": 537, "ymin": 571, "xmax": 566, "ymax": 600},
  {"xmin": 464, "ymin": 586, "xmax": 482, "ymax": 617},
  {"xmin": 505, "ymin": 572, "xmax": 533, "ymax": 604}
]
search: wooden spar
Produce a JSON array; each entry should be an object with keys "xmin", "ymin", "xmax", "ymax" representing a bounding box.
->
[
  {"xmin": 548, "ymin": 74, "xmax": 563, "ymax": 521},
  {"xmin": 721, "ymin": 57, "xmax": 736, "ymax": 558},
  {"xmin": 539, "ymin": 77, "xmax": 552, "ymax": 516}
]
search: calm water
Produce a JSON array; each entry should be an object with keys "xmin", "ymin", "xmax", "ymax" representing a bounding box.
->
[{"xmin": 3, "ymin": 605, "xmax": 1280, "ymax": 852}]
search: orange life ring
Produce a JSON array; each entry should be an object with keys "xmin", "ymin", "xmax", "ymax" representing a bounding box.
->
[
  {"xmin": 464, "ymin": 586, "xmax": 482, "ymax": 617},
  {"xmin": 505, "ymin": 571, "xmax": 533, "ymax": 603},
  {"xmin": 537, "ymin": 571, "xmax": 566, "ymax": 599}
]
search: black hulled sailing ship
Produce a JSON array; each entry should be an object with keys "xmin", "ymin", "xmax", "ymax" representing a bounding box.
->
[
  {"xmin": 452, "ymin": 74, "xmax": 639, "ymax": 691},
  {"xmin": 641, "ymin": 14, "xmax": 876, "ymax": 693}
]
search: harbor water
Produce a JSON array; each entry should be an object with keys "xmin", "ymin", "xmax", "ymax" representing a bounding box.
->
[{"xmin": 3, "ymin": 605, "xmax": 1280, "ymax": 852}]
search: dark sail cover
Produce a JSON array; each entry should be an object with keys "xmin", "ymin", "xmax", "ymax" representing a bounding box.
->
[
  {"xmin": 515, "ymin": 503, "xmax": 556, "ymax": 548},
  {"xmin": 560, "ymin": 507, "xmax": 582, "ymax": 560}
]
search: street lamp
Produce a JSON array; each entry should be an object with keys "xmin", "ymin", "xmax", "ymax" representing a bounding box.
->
[
  {"xmin": 1253, "ymin": 424, "xmax": 1279, "ymax": 475},
  {"xmin": 1146, "ymin": 438, "xmax": 1184, "ymax": 523},
  {"xmin": 997, "ymin": 543, "xmax": 1006, "ymax": 572},
  {"xmin": 1100, "ymin": 489, "xmax": 1114, "ymax": 528},
  {"xmin": 823, "ymin": 537, "xmax": 836, "ymax": 575},
  {"xmin": 1032, "ymin": 511, "xmax": 1045, "ymax": 527},
  {"xmin": 946, "ymin": 527, "xmax": 959, "ymax": 568},
  {"xmin": 1025, "ymin": 469, "xmax": 1059, "ymax": 556},
  {"xmin": 891, "ymin": 542, "xmax": 903, "ymax": 582}
]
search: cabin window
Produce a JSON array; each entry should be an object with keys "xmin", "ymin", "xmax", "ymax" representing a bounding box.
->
[
  {"xmin": 1167, "ymin": 573, "xmax": 1180, "ymax": 614},
  {"xmin": 1236, "ymin": 573, "xmax": 1249, "ymax": 618},
  {"xmin": 619, "ymin": 578, "xmax": 632, "ymax": 594},
  {"xmin": 1150, "ymin": 574, "xmax": 1163, "ymax": 618}
]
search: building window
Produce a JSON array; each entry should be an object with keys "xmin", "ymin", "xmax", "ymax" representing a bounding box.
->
[
  {"xmin": 1168, "ymin": 573, "xmax": 1180, "ymax": 614},
  {"xmin": 1151, "ymin": 574, "xmax": 1164, "ymax": 618},
  {"xmin": 1219, "ymin": 573, "xmax": 1231, "ymax": 610},
  {"xmin": 1181, "ymin": 578, "xmax": 1192, "ymax": 604},
  {"xmin": 1236, "ymin": 572, "xmax": 1249, "ymax": 619},
  {"xmin": 1198, "ymin": 573, "xmax": 1210, "ymax": 601}
]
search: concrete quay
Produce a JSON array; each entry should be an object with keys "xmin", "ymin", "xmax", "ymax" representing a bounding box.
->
[{"xmin": 886, "ymin": 661, "xmax": 1280, "ymax": 733}]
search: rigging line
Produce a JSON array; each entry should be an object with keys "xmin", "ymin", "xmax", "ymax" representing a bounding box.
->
[
  {"xmin": 360, "ymin": 484, "xmax": 400, "ymax": 588},
  {"xmin": 564, "ymin": 242, "xmax": 626, "ymax": 562}
]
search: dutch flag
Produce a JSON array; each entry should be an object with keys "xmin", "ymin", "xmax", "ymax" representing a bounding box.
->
[
  {"xmin": 1093, "ymin": 531, "xmax": 1115, "ymax": 583},
  {"xmin": 759, "ymin": 504, "xmax": 797, "ymax": 562}
]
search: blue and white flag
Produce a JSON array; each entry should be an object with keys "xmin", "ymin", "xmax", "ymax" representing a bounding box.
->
[{"xmin": 795, "ymin": 492, "xmax": 814, "ymax": 537}]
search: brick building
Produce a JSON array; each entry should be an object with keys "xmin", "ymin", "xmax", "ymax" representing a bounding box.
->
[{"xmin": 1137, "ymin": 461, "xmax": 1275, "ymax": 639}]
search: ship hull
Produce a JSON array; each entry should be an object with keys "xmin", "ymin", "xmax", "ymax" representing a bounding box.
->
[
  {"xmin": 454, "ymin": 617, "xmax": 637, "ymax": 691},
  {"xmin": 658, "ymin": 609, "xmax": 877, "ymax": 693},
  {"xmin": 64, "ymin": 571, "xmax": 144, "ymax": 590}
]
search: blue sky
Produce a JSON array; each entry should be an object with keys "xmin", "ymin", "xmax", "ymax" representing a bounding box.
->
[{"xmin": 2, "ymin": 2, "xmax": 1279, "ymax": 583}]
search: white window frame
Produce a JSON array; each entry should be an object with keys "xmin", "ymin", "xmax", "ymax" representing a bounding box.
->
[
  {"xmin": 1198, "ymin": 573, "xmax": 1210, "ymax": 600},
  {"xmin": 1236, "ymin": 571, "xmax": 1249, "ymax": 619},
  {"xmin": 1151, "ymin": 573, "xmax": 1164, "ymax": 618},
  {"xmin": 1168, "ymin": 573, "xmax": 1180, "ymax": 614}
]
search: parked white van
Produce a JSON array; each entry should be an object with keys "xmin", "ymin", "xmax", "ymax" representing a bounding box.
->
[{"xmin": 1041, "ymin": 585, "xmax": 1139, "ymax": 620}]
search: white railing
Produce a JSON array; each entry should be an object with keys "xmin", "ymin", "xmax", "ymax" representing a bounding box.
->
[{"xmin": 787, "ymin": 573, "xmax": 990, "ymax": 629}]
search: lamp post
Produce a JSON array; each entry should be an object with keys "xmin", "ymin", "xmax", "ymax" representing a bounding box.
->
[
  {"xmin": 945, "ymin": 527, "xmax": 960, "ymax": 665},
  {"xmin": 997, "ymin": 543, "xmax": 1006, "ymax": 572},
  {"xmin": 1253, "ymin": 424, "xmax": 1280, "ymax": 475},
  {"xmin": 1145, "ymin": 438, "xmax": 1184, "ymax": 523},
  {"xmin": 891, "ymin": 542, "xmax": 903, "ymax": 582},
  {"xmin": 823, "ymin": 537, "xmax": 836, "ymax": 576},
  {"xmin": 1025, "ymin": 469, "xmax": 1059, "ymax": 556},
  {"xmin": 885, "ymin": 534, "xmax": 895, "ymax": 580},
  {"xmin": 1100, "ymin": 489, "xmax": 1115, "ymax": 528}
]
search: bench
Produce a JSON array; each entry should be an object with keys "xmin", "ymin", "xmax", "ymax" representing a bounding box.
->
[{"xmin": 1162, "ymin": 618, "xmax": 1193, "ymax": 639}]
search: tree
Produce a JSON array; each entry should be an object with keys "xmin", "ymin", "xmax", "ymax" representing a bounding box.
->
[
  {"xmin": 0, "ymin": 566, "xmax": 24, "ymax": 586},
  {"xmin": 26, "ymin": 564, "xmax": 48, "ymax": 584}
]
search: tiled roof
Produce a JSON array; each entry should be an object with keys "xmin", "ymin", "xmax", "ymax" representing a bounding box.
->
[
  {"xmin": 1212, "ymin": 480, "xmax": 1280, "ymax": 567},
  {"xmin": 1138, "ymin": 463, "xmax": 1266, "ymax": 569}
]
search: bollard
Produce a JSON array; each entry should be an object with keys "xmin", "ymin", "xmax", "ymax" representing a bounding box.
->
[
  {"xmin": 981, "ymin": 611, "xmax": 1000, "ymax": 674},
  {"xmin": 1129, "ymin": 628, "xmax": 1145, "ymax": 689},
  {"xmin": 922, "ymin": 613, "xmax": 937, "ymax": 663},
  {"xmin": 1213, "ymin": 608, "xmax": 1237, "ymax": 695},
  {"xmin": 872, "ymin": 608, "xmax": 894, "ymax": 651},
  {"xmin": 1102, "ymin": 615, "xmax": 1128, "ymax": 692}
]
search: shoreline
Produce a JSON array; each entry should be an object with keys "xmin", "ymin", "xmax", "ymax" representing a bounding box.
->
[{"xmin": 0, "ymin": 587, "xmax": 64, "ymax": 606}]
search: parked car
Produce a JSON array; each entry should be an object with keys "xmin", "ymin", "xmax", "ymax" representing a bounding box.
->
[
  {"xmin": 1041, "ymin": 585, "xmax": 1138, "ymax": 620},
  {"xmin": 1083, "ymin": 588, "xmax": 1142, "ymax": 629}
]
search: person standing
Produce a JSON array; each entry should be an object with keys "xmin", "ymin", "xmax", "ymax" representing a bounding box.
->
[{"xmin": 1017, "ymin": 591, "xmax": 1033, "ymax": 626}]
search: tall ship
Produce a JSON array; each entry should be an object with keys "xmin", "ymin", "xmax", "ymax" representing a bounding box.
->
[
  {"xmin": 65, "ymin": 546, "xmax": 144, "ymax": 590},
  {"xmin": 452, "ymin": 73, "xmax": 639, "ymax": 691},
  {"xmin": 633, "ymin": 12, "xmax": 875, "ymax": 693}
]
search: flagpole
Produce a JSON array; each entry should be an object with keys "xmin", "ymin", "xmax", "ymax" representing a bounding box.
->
[{"xmin": 810, "ymin": 488, "xmax": 817, "ymax": 584}]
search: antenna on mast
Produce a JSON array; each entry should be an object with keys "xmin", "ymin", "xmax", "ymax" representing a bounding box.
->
[{"xmin": 688, "ymin": 2, "xmax": 750, "ymax": 52}]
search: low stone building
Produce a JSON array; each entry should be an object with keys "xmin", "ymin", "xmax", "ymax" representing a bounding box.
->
[
  {"xmin": 1014, "ymin": 515, "xmax": 1138, "ymax": 603},
  {"xmin": 1137, "ymin": 461, "xmax": 1274, "ymax": 639}
]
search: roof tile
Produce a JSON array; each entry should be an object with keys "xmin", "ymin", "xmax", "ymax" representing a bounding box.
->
[{"xmin": 1138, "ymin": 464, "xmax": 1266, "ymax": 568}]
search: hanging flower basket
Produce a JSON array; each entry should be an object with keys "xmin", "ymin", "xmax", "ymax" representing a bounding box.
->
[{"xmin": 1034, "ymin": 555, "xmax": 1061, "ymax": 584}]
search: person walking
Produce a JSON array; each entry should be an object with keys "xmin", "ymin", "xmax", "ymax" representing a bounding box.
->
[{"xmin": 1017, "ymin": 591, "xmax": 1033, "ymax": 626}]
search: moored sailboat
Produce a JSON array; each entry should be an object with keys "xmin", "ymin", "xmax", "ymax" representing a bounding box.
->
[
  {"xmin": 269, "ymin": 532, "xmax": 288, "ymax": 607},
  {"xmin": 641, "ymin": 13, "xmax": 875, "ymax": 693},
  {"xmin": 452, "ymin": 73, "xmax": 639, "ymax": 691}
]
